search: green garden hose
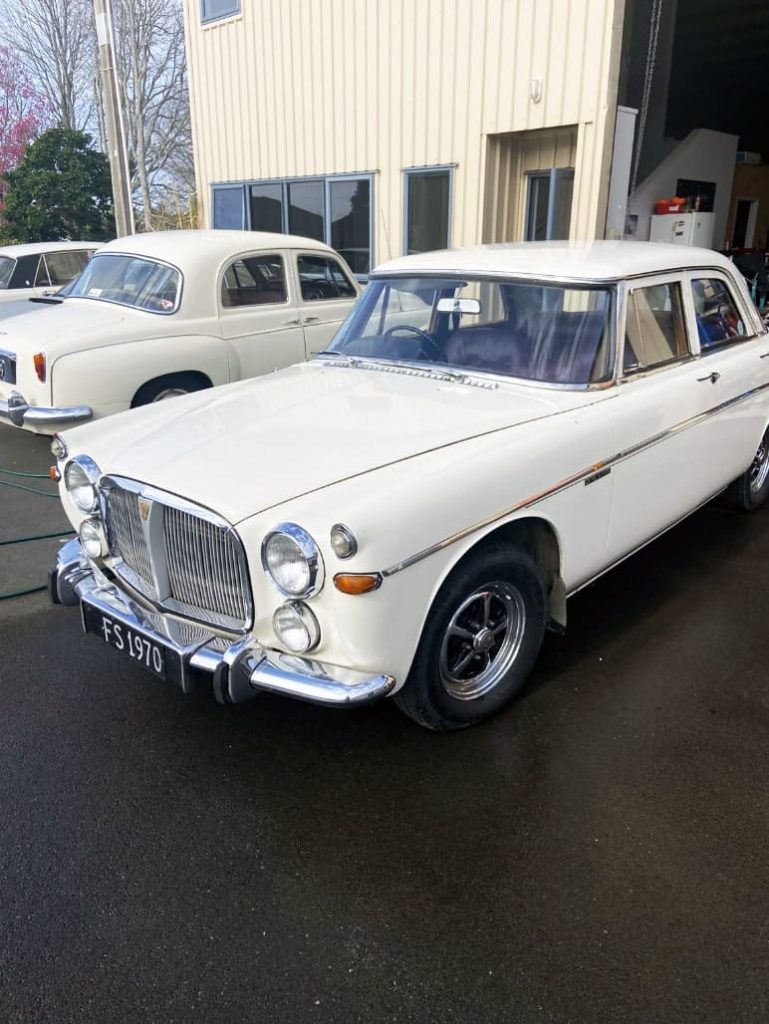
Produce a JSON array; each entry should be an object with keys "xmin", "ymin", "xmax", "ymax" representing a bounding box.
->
[
  {"xmin": 0, "ymin": 466, "xmax": 51, "ymax": 479},
  {"xmin": 0, "ymin": 477, "xmax": 59, "ymax": 498}
]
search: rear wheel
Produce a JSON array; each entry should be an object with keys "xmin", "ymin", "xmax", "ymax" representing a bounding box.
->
[
  {"xmin": 725, "ymin": 427, "xmax": 769, "ymax": 511},
  {"xmin": 395, "ymin": 543, "xmax": 547, "ymax": 730},
  {"xmin": 131, "ymin": 372, "xmax": 210, "ymax": 408}
]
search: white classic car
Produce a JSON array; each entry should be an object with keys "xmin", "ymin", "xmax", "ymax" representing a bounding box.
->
[
  {"xmin": 0, "ymin": 230, "xmax": 359, "ymax": 433},
  {"xmin": 49, "ymin": 241, "xmax": 769, "ymax": 730},
  {"xmin": 0, "ymin": 241, "xmax": 99, "ymax": 316}
]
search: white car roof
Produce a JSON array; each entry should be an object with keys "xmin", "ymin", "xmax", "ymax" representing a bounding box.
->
[
  {"xmin": 97, "ymin": 229, "xmax": 338, "ymax": 269},
  {"xmin": 373, "ymin": 240, "xmax": 738, "ymax": 282},
  {"xmin": 0, "ymin": 240, "xmax": 101, "ymax": 259}
]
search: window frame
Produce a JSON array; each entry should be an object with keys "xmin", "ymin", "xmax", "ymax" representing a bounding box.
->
[
  {"xmin": 524, "ymin": 167, "xmax": 575, "ymax": 242},
  {"xmin": 687, "ymin": 270, "xmax": 757, "ymax": 355},
  {"xmin": 211, "ymin": 172, "xmax": 375, "ymax": 280},
  {"xmin": 619, "ymin": 274, "xmax": 694, "ymax": 381},
  {"xmin": 295, "ymin": 251, "xmax": 358, "ymax": 305},
  {"xmin": 200, "ymin": 0, "xmax": 240, "ymax": 25},
  {"xmin": 402, "ymin": 165, "xmax": 454, "ymax": 256},
  {"xmin": 218, "ymin": 251, "xmax": 291, "ymax": 312}
]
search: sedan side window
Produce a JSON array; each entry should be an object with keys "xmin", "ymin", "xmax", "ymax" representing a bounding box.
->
[
  {"xmin": 221, "ymin": 255, "xmax": 287, "ymax": 307},
  {"xmin": 34, "ymin": 257, "xmax": 50, "ymax": 288},
  {"xmin": 297, "ymin": 254, "xmax": 357, "ymax": 301},
  {"xmin": 45, "ymin": 250, "xmax": 91, "ymax": 287},
  {"xmin": 623, "ymin": 281, "xmax": 688, "ymax": 375},
  {"xmin": 692, "ymin": 278, "xmax": 747, "ymax": 351}
]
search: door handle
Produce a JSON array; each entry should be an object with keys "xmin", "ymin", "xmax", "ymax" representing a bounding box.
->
[
  {"xmin": 697, "ymin": 371, "xmax": 720, "ymax": 383},
  {"xmin": 283, "ymin": 318, "xmax": 300, "ymax": 326},
  {"xmin": 303, "ymin": 315, "xmax": 320, "ymax": 323},
  {"xmin": 760, "ymin": 352, "xmax": 769, "ymax": 359}
]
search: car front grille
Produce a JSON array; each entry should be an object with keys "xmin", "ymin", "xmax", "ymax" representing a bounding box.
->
[{"xmin": 103, "ymin": 477, "xmax": 252, "ymax": 633}]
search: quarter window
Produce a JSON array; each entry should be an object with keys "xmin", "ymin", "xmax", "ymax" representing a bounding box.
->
[
  {"xmin": 297, "ymin": 254, "xmax": 357, "ymax": 302},
  {"xmin": 404, "ymin": 168, "xmax": 451, "ymax": 254},
  {"xmin": 221, "ymin": 255, "xmax": 287, "ymax": 307},
  {"xmin": 623, "ymin": 282, "xmax": 689, "ymax": 374},
  {"xmin": 692, "ymin": 278, "xmax": 747, "ymax": 350}
]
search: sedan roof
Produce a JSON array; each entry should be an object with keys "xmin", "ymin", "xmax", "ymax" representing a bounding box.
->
[
  {"xmin": 0, "ymin": 240, "xmax": 101, "ymax": 259},
  {"xmin": 373, "ymin": 240, "xmax": 738, "ymax": 282},
  {"xmin": 97, "ymin": 229, "xmax": 337, "ymax": 268}
]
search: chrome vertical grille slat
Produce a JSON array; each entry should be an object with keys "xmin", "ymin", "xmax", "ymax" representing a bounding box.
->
[{"xmin": 104, "ymin": 478, "xmax": 252, "ymax": 632}]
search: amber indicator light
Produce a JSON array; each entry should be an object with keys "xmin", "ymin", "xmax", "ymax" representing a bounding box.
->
[
  {"xmin": 333, "ymin": 573, "xmax": 382, "ymax": 595},
  {"xmin": 33, "ymin": 353, "xmax": 46, "ymax": 382}
]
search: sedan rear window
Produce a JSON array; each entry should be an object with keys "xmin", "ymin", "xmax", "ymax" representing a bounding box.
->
[
  {"xmin": 0, "ymin": 257, "xmax": 14, "ymax": 289},
  {"xmin": 328, "ymin": 275, "xmax": 614, "ymax": 385},
  {"xmin": 59, "ymin": 254, "xmax": 181, "ymax": 313}
]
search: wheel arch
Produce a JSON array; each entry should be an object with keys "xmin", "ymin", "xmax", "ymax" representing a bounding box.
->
[{"xmin": 130, "ymin": 369, "xmax": 213, "ymax": 408}]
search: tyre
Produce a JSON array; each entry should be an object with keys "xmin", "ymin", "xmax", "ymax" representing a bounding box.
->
[
  {"xmin": 725, "ymin": 427, "xmax": 769, "ymax": 512},
  {"xmin": 395, "ymin": 543, "xmax": 547, "ymax": 730},
  {"xmin": 131, "ymin": 372, "xmax": 210, "ymax": 408}
]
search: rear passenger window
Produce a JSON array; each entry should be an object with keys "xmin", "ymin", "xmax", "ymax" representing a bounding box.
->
[
  {"xmin": 34, "ymin": 258, "xmax": 50, "ymax": 288},
  {"xmin": 45, "ymin": 250, "xmax": 91, "ymax": 287},
  {"xmin": 692, "ymin": 278, "xmax": 747, "ymax": 350},
  {"xmin": 623, "ymin": 282, "xmax": 689, "ymax": 375},
  {"xmin": 297, "ymin": 254, "xmax": 357, "ymax": 301},
  {"xmin": 221, "ymin": 255, "xmax": 287, "ymax": 307}
]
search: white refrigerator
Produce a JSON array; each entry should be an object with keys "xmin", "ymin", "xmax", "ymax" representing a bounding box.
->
[{"xmin": 649, "ymin": 212, "xmax": 715, "ymax": 247}]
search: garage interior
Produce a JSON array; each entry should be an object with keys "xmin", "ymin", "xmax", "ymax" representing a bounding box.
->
[{"xmin": 619, "ymin": 0, "xmax": 769, "ymax": 258}]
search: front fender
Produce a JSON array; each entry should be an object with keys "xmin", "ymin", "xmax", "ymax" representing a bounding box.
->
[{"xmin": 50, "ymin": 335, "xmax": 230, "ymax": 419}]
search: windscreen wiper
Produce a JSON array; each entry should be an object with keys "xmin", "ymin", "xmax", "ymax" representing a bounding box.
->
[{"xmin": 28, "ymin": 296, "xmax": 63, "ymax": 305}]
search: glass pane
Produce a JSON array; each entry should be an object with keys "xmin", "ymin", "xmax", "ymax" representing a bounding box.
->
[
  {"xmin": 202, "ymin": 0, "xmax": 239, "ymax": 21},
  {"xmin": 34, "ymin": 257, "xmax": 50, "ymax": 288},
  {"xmin": 692, "ymin": 278, "xmax": 747, "ymax": 349},
  {"xmin": 44, "ymin": 251, "xmax": 89, "ymax": 286},
  {"xmin": 551, "ymin": 170, "xmax": 574, "ymax": 240},
  {"xmin": 213, "ymin": 186, "xmax": 244, "ymax": 229},
  {"xmin": 623, "ymin": 283, "xmax": 688, "ymax": 373},
  {"xmin": 288, "ymin": 181, "xmax": 325, "ymax": 241},
  {"xmin": 330, "ymin": 178, "xmax": 371, "ymax": 275},
  {"xmin": 330, "ymin": 275, "xmax": 613, "ymax": 384},
  {"xmin": 0, "ymin": 257, "xmax": 13, "ymax": 289},
  {"xmin": 59, "ymin": 255, "xmax": 181, "ymax": 314},
  {"xmin": 221, "ymin": 255, "xmax": 286, "ymax": 307},
  {"xmin": 297, "ymin": 254, "xmax": 357, "ymax": 301},
  {"xmin": 406, "ymin": 171, "xmax": 450, "ymax": 254},
  {"xmin": 249, "ymin": 183, "xmax": 283, "ymax": 233},
  {"xmin": 526, "ymin": 175, "xmax": 550, "ymax": 241}
]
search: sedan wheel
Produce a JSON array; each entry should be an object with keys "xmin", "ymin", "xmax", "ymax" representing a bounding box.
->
[
  {"xmin": 395, "ymin": 543, "xmax": 547, "ymax": 730},
  {"xmin": 749, "ymin": 435, "xmax": 769, "ymax": 494},
  {"xmin": 726, "ymin": 426, "xmax": 769, "ymax": 511}
]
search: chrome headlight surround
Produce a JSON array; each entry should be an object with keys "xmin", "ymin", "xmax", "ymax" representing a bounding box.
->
[
  {"xmin": 64, "ymin": 455, "xmax": 101, "ymax": 514},
  {"xmin": 78, "ymin": 516, "xmax": 109, "ymax": 559},
  {"xmin": 261, "ymin": 522, "xmax": 325, "ymax": 599}
]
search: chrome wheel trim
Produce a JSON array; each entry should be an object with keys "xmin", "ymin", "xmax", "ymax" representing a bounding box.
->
[
  {"xmin": 749, "ymin": 433, "xmax": 769, "ymax": 493},
  {"xmin": 152, "ymin": 387, "xmax": 188, "ymax": 402},
  {"xmin": 439, "ymin": 581, "xmax": 526, "ymax": 701}
]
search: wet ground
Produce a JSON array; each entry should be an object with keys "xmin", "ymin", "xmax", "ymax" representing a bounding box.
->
[{"xmin": 1, "ymin": 426, "xmax": 768, "ymax": 1023}]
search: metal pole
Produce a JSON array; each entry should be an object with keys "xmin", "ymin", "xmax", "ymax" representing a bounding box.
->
[{"xmin": 93, "ymin": 0, "xmax": 134, "ymax": 236}]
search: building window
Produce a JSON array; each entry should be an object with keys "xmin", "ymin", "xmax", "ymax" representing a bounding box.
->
[
  {"xmin": 211, "ymin": 173, "xmax": 375, "ymax": 278},
  {"xmin": 201, "ymin": 0, "xmax": 240, "ymax": 23},
  {"xmin": 212, "ymin": 186, "xmax": 245, "ymax": 229},
  {"xmin": 404, "ymin": 167, "xmax": 452, "ymax": 255},
  {"xmin": 525, "ymin": 168, "xmax": 574, "ymax": 241}
]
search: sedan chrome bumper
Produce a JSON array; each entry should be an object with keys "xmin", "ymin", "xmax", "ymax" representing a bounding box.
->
[
  {"xmin": 49, "ymin": 539, "xmax": 396, "ymax": 708},
  {"xmin": 0, "ymin": 390, "xmax": 92, "ymax": 428}
]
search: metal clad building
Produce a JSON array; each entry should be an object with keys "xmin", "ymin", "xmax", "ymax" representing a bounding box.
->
[{"xmin": 183, "ymin": 0, "xmax": 625, "ymax": 272}]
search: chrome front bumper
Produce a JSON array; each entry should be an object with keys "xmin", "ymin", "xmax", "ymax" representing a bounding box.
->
[
  {"xmin": 49, "ymin": 539, "xmax": 396, "ymax": 708},
  {"xmin": 0, "ymin": 390, "xmax": 92, "ymax": 428}
]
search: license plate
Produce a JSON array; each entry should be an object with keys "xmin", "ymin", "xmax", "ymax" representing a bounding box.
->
[{"xmin": 83, "ymin": 604, "xmax": 172, "ymax": 680}]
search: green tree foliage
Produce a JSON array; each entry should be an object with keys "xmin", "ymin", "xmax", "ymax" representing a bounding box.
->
[{"xmin": 3, "ymin": 128, "xmax": 114, "ymax": 241}]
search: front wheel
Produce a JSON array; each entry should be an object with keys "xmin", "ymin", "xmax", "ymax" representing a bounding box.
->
[
  {"xmin": 395, "ymin": 544, "xmax": 547, "ymax": 730},
  {"xmin": 725, "ymin": 427, "xmax": 769, "ymax": 511}
]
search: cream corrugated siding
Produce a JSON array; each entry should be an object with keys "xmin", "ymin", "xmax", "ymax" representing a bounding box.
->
[{"xmin": 184, "ymin": 0, "xmax": 624, "ymax": 260}]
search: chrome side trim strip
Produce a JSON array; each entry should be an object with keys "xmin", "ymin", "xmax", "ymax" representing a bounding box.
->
[{"xmin": 380, "ymin": 380, "xmax": 769, "ymax": 578}]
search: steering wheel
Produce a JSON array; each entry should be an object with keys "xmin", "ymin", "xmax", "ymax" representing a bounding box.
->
[{"xmin": 384, "ymin": 324, "xmax": 442, "ymax": 361}]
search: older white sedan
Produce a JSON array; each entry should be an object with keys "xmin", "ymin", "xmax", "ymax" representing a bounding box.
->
[
  {"xmin": 0, "ymin": 230, "xmax": 359, "ymax": 433},
  {"xmin": 0, "ymin": 241, "xmax": 99, "ymax": 304},
  {"xmin": 49, "ymin": 241, "xmax": 769, "ymax": 730}
]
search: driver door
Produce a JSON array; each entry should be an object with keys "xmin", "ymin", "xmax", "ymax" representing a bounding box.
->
[{"xmin": 293, "ymin": 252, "xmax": 360, "ymax": 357}]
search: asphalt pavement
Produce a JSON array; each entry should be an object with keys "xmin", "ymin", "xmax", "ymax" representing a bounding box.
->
[{"xmin": 2, "ymin": 425, "xmax": 769, "ymax": 1023}]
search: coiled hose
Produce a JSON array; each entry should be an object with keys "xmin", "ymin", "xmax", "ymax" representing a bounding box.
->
[{"xmin": 0, "ymin": 463, "xmax": 73, "ymax": 600}]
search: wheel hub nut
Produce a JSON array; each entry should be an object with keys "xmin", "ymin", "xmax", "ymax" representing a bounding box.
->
[{"xmin": 473, "ymin": 628, "xmax": 495, "ymax": 653}]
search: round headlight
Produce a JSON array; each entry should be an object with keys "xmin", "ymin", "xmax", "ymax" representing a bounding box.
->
[
  {"xmin": 261, "ymin": 523, "xmax": 324, "ymax": 598},
  {"xmin": 50, "ymin": 434, "xmax": 68, "ymax": 461},
  {"xmin": 78, "ymin": 517, "xmax": 108, "ymax": 559},
  {"xmin": 330, "ymin": 523, "xmax": 357, "ymax": 559},
  {"xmin": 64, "ymin": 456, "xmax": 101, "ymax": 513},
  {"xmin": 272, "ymin": 601, "xmax": 320, "ymax": 654}
]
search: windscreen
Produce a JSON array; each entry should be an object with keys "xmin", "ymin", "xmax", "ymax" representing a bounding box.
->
[
  {"xmin": 59, "ymin": 254, "xmax": 182, "ymax": 313},
  {"xmin": 328, "ymin": 276, "xmax": 614, "ymax": 385},
  {"xmin": 0, "ymin": 257, "xmax": 14, "ymax": 289}
]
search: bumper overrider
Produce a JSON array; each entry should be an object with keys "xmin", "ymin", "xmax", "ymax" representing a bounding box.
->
[
  {"xmin": 0, "ymin": 390, "xmax": 92, "ymax": 428},
  {"xmin": 49, "ymin": 538, "xmax": 396, "ymax": 708}
]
